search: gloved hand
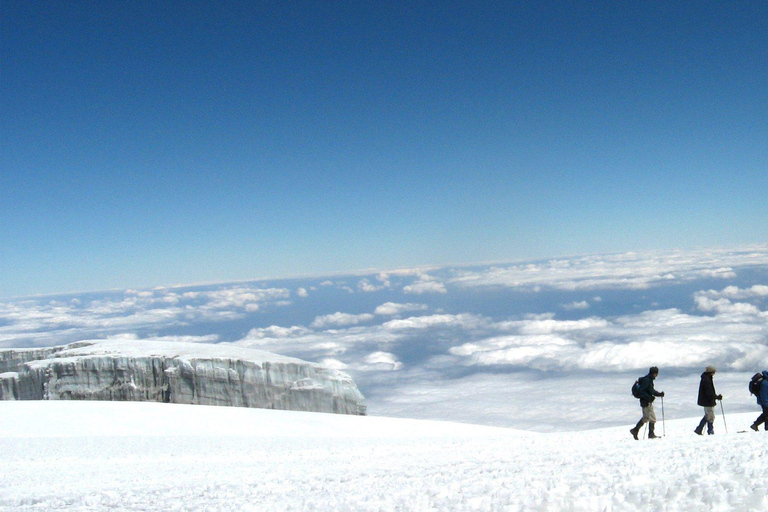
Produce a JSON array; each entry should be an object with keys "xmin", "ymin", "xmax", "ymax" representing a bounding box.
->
[
  {"xmin": 660, "ymin": 392, "xmax": 665, "ymax": 397},
  {"xmin": 717, "ymin": 394, "xmax": 723, "ymax": 400}
]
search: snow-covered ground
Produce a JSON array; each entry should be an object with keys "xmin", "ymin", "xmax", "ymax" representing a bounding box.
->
[{"xmin": 1, "ymin": 401, "xmax": 766, "ymax": 511}]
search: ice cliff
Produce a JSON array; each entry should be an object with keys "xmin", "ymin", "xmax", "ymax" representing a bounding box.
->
[{"xmin": 0, "ymin": 339, "xmax": 366, "ymax": 415}]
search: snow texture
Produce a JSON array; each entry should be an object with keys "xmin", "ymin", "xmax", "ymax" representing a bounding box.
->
[
  {"xmin": 0, "ymin": 401, "xmax": 766, "ymax": 511},
  {"xmin": 0, "ymin": 339, "xmax": 366, "ymax": 415}
]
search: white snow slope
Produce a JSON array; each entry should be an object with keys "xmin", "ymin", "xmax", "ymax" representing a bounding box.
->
[{"xmin": 1, "ymin": 401, "xmax": 766, "ymax": 511}]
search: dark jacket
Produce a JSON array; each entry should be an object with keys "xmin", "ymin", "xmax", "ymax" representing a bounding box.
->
[
  {"xmin": 697, "ymin": 372, "xmax": 718, "ymax": 407},
  {"xmin": 758, "ymin": 370, "xmax": 768, "ymax": 407},
  {"xmin": 637, "ymin": 373, "xmax": 662, "ymax": 407}
]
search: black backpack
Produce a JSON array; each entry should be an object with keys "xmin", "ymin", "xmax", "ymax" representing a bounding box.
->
[
  {"xmin": 631, "ymin": 378, "xmax": 642, "ymax": 398},
  {"xmin": 749, "ymin": 373, "xmax": 764, "ymax": 396}
]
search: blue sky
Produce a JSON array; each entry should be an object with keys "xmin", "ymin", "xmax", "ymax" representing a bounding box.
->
[{"xmin": 2, "ymin": 1, "xmax": 767, "ymax": 298}]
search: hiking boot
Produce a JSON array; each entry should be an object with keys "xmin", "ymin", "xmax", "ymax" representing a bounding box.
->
[
  {"xmin": 629, "ymin": 427, "xmax": 639, "ymax": 440},
  {"xmin": 750, "ymin": 423, "xmax": 759, "ymax": 432},
  {"xmin": 648, "ymin": 424, "xmax": 659, "ymax": 439},
  {"xmin": 694, "ymin": 427, "xmax": 703, "ymax": 435}
]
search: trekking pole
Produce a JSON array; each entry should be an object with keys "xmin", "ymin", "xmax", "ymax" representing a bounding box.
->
[
  {"xmin": 719, "ymin": 399, "xmax": 728, "ymax": 434},
  {"xmin": 661, "ymin": 396, "xmax": 666, "ymax": 437}
]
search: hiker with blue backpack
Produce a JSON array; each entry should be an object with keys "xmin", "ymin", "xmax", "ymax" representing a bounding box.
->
[
  {"xmin": 749, "ymin": 370, "xmax": 768, "ymax": 432},
  {"xmin": 694, "ymin": 365, "xmax": 722, "ymax": 435},
  {"xmin": 630, "ymin": 366, "xmax": 665, "ymax": 440}
]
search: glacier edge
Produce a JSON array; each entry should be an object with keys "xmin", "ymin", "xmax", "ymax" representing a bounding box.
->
[{"xmin": 0, "ymin": 339, "xmax": 366, "ymax": 415}]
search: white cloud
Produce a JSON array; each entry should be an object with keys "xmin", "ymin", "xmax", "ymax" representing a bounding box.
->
[
  {"xmin": 387, "ymin": 267, "xmax": 437, "ymax": 277},
  {"xmin": 199, "ymin": 287, "xmax": 291, "ymax": 310},
  {"xmin": 362, "ymin": 351, "xmax": 403, "ymax": 371},
  {"xmin": 357, "ymin": 274, "xmax": 392, "ymax": 293},
  {"xmin": 162, "ymin": 294, "xmax": 180, "ymax": 305},
  {"xmin": 383, "ymin": 314, "xmax": 486, "ymax": 332},
  {"xmin": 358, "ymin": 279, "xmax": 383, "ymax": 292},
  {"xmin": 318, "ymin": 280, "xmax": 354, "ymax": 293},
  {"xmin": 126, "ymin": 290, "xmax": 154, "ymax": 298},
  {"xmin": 234, "ymin": 323, "xmax": 403, "ymax": 363},
  {"xmin": 0, "ymin": 283, "xmax": 302, "ymax": 348},
  {"xmin": 297, "ymin": 288, "xmax": 309, "ymax": 298},
  {"xmin": 0, "ymin": 296, "xmax": 188, "ymax": 339},
  {"xmin": 245, "ymin": 326, "xmax": 313, "ymax": 339},
  {"xmin": 403, "ymin": 274, "xmax": 447, "ymax": 295},
  {"xmin": 518, "ymin": 317, "xmax": 609, "ymax": 335},
  {"xmin": 448, "ymin": 246, "xmax": 768, "ymax": 291},
  {"xmin": 693, "ymin": 285, "xmax": 768, "ymax": 317},
  {"xmin": 694, "ymin": 296, "xmax": 761, "ymax": 316},
  {"xmin": 449, "ymin": 334, "xmax": 579, "ymax": 369},
  {"xmin": 374, "ymin": 302, "xmax": 428, "ymax": 316},
  {"xmin": 445, "ymin": 305, "xmax": 768, "ymax": 373},
  {"xmin": 317, "ymin": 358, "xmax": 348, "ymax": 370},
  {"xmin": 404, "ymin": 281, "xmax": 447, "ymax": 294},
  {"xmin": 311, "ymin": 312, "xmax": 375, "ymax": 329},
  {"xmin": 563, "ymin": 300, "xmax": 590, "ymax": 310},
  {"xmin": 700, "ymin": 267, "xmax": 738, "ymax": 279},
  {"xmin": 697, "ymin": 285, "xmax": 768, "ymax": 301}
]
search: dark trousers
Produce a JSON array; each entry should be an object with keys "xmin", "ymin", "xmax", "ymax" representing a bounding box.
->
[{"xmin": 754, "ymin": 405, "xmax": 768, "ymax": 430}]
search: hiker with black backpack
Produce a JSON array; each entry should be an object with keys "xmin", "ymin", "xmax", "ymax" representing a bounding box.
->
[
  {"xmin": 694, "ymin": 365, "xmax": 722, "ymax": 435},
  {"xmin": 630, "ymin": 366, "xmax": 665, "ymax": 440},
  {"xmin": 749, "ymin": 370, "xmax": 768, "ymax": 432}
]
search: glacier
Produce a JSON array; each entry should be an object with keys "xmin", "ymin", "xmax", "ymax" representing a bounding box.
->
[{"xmin": 0, "ymin": 339, "xmax": 366, "ymax": 415}]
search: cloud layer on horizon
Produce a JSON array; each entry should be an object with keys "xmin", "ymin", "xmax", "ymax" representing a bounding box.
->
[{"xmin": 2, "ymin": 245, "xmax": 767, "ymax": 431}]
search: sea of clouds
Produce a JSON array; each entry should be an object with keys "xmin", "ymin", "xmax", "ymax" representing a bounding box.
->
[{"xmin": 2, "ymin": 244, "xmax": 767, "ymax": 432}]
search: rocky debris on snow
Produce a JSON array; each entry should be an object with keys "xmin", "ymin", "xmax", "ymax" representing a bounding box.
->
[{"xmin": 0, "ymin": 339, "xmax": 366, "ymax": 415}]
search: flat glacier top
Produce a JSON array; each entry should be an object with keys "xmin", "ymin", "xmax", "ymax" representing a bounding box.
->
[{"xmin": 13, "ymin": 339, "xmax": 317, "ymax": 368}]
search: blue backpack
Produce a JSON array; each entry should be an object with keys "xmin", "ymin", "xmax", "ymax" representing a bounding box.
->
[
  {"xmin": 749, "ymin": 373, "xmax": 764, "ymax": 396},
  {"xmin": 631, "ymin": 378, "xmax": 642, "ymax": 398}
]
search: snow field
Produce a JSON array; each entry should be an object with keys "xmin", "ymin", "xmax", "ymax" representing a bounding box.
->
[{"xmin": 0, "ymin": 401, "xmax": 766, "ymax": 511}]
